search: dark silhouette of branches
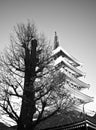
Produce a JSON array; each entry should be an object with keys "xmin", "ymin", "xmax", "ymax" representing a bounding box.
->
[{"xmin": 0, "ymin": 21, "xmax": 74, "ymax": 130}]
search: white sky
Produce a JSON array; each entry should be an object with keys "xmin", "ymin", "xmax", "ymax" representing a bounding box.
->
[{"xmin": 0, "ymin": 0, "xmax": 96, "ymax": 112}]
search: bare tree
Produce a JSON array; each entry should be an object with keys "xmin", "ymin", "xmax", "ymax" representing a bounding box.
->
[{"xmin": 0, "ymin": 22, "xmax": 74, "ymax": 130}]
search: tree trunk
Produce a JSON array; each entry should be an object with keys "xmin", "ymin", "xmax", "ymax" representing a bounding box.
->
[
  {"xmin": 17, "ymin": 39, "xmax": 37, "ymax": 130},
  {"xmin": 17, "ymin": 121, "xmax": 35, "ymax": 130}
]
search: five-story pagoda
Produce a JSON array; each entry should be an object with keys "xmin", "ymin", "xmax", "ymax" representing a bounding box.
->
[{"xmin": 53, "ymin": 32, "xmax": 93, "ymax": 113}]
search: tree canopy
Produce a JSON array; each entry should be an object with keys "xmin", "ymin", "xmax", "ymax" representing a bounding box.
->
[{"xmin": 0, "ymin": 21, "xmax": 74, "ymax": 130}]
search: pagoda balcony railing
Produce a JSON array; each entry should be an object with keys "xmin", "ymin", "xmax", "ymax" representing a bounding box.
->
[
  {"xmin": 54, "ymin": 56, "xmax": 85, "ymax": 77},
  {"xmin": 59, "ymin": 67, "xmax": 90, "ymax": 89},
  {"xmin": 53, "ymin": 46, "xmax": 83, "ymax": 67},
  {"xmin": 64, "ymin": 82, "xmax": 93, "ymax": 103}
]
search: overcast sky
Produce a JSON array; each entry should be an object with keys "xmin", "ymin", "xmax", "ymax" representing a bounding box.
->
[{"xmin": 0, "ymin": 0, "xmax": 96, "ymax": 112}]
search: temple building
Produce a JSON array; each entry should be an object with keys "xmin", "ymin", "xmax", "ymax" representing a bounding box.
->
[{"xmin": 53, "ymin": 32, "xmax": 93, "ymax": 114}]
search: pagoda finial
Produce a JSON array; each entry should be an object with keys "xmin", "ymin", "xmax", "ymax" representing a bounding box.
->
[{"xmin": 54, "ymin": 32, "xmax": 59, "ymax": 49}]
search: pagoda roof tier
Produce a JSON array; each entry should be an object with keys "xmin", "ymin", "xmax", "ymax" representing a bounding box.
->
[
  {"xmin": 73, "ymin": 105, "xmax": 96, "ymax": 116},
  {"xmin": 66, "ymin": 79, "xmax": 85, "ymax": 91},
  {"xmin": 54, "ymin": 56, "xmax": 85, "ymax": 77},
  {"xmin": 53, "ymin": 46, "xmax": 83, "ymax": 67},
  {"xmin": 60, "ymin": 67, "xmax": 90, "ymax": 89},
  {"xmin": 64, "ymin": 83, "xmax": 93, "ymax": 104}
]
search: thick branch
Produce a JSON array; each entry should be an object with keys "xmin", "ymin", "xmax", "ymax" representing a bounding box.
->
[
  {"xmin": 40, "ymin": 107, "xmax": 60, "ymax": 122},
  {"xmin": 0, "ymin": 103, "xmax": 18, "ymax": 122},
  {"xmin": 36, "ymin": 99, "xmax": 47, "ymax": 124},
  {"xmin": 7, "ymin": 98, "xmax": 19, "ymax": 120}
]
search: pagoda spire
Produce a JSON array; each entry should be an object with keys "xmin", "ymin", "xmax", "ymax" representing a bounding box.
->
[{"xmin": 54, "ymin": 32, "xmax": 59, "ymax": 49}]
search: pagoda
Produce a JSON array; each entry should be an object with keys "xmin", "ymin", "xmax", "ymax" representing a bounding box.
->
[{"xmin": 53, "ymin": 32, "xmax": 93, "ymax": 113}]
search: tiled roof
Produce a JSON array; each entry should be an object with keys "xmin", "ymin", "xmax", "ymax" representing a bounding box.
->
[{"xmin": 35, "ymin": 110, "xmax": 96, "ymax": 130}]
